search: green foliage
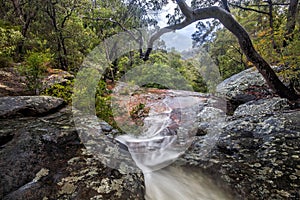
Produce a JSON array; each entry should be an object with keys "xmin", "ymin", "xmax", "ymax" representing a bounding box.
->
[
  {"xmin": 42, "ymin": 80, "xmax": 74, "ymax": 104},
  {"xmin": 95, "ymin": 95, "xmax": 117, "ymax": 128},
  {"xmin": 276, "ymin": 31, "xmax": 300, "ymax": 82},
  {"xmin": 130, "ymin": 103, "xmax": 149, "ymax": 126},
  {"xmin": 209, "ymin": 28, "xmax": 247, "ymax": 79},
  {"xmin": 19, "ymin": 51, "xmax": 53, "ymax": 94},
  {"xmin": 206, "ymin": 7, "xmax": 299, "ymax": 83},
  {"xmin": 112, "ymin": 50, "xmax": 208, "ymax": 92},
  {"xmin": 0, "ymin": 56, "xmax": 13, "ymax": 68},
  {"xmin": 95, "ymin": 80, "xmax": 117, "ymax": 128},
  {"xmin": 0, "ymin": 24, "xmax": 23, "ymax": 60}
]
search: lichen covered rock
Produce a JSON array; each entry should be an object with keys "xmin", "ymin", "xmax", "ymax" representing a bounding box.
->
[
  {"xmin": 0, "ymin": 96, "xmax": 65, "ymax": 118},
  {"xmin": 180, "ymin": 98, "xmax": 300, "ymax": 199},
  {"xmin": 216, "ymin": 67, "xmax": 275, "ymax": 113},
  {"xmin": 0, "ymin": 96, "xmax": 144, "ymax": 200}
]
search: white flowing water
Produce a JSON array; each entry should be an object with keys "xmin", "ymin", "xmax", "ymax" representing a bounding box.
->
[
  {"xmin": 115, "ymin": 90, "xmax": 232, "ymax": 200},
  {"xmin": 144, "ymin": 166, "xmax": 232, "ymax": 200}
]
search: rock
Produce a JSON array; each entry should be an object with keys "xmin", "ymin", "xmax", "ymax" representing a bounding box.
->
[
  {"xmin": 0, "ymin": 96, "xmax": 144, "ymax": 200},
  {"xmin": 42, "ymin": 69, "xmax": 74, "ymax": 91},
  {"xmin": 0, "ymin": 67, "xmax": 31, "ymax": 97},
  {"xmin": 196, "ymin": 106, "xmax": 226, "ymax": 136},
  {"xmin": 233, "ymin": 97, "xmax": 290, "ymax": 117},
  {"xmin": 179, "ymin": 97, "xmax": 300, "ymax": 199},
  {"xmin": 0, "ymin": 96, "xmax": 66, "ymax": 119},
  {"xmin": 216, "ymin": 67, "xmax": 275, "ymax": 113},
  {"xmin": 216, "ymin": 67, "xmax": 272, "ymax": 101}
]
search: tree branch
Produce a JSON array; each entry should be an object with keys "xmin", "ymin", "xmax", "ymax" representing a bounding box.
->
[
  {"xmin": 221, "ymin": 0, "xmax": 231, "ymax": 13},
  {"xmin": 84, "ymin": 17, "xmax": 140, "ymax": 43},
  {"xmin": 84, "ymin": 17, "xmax": 144, "ymax": 58},
  {"xmin": 176, "ymin": 0, "xmax": 194, "ymax": 19},
  {"xmin": 143, "ymin": 19, "xmax": 192, "ymax": 60},
  {"xmin": 144, "ymin": 5, "xmax": 299, "ymax": 100},
  {"xmin": 229, "ymin": 3, "xmax": 269, "ymax": 15}
]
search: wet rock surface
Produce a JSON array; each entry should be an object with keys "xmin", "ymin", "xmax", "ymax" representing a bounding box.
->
[
  {"xmin": 1, "ymin": 82, "xmax": 299, "ymax": 200},
  {"xmin": 216, "ymin": 67, "xmax": 275, "ymax": 113},
  {"xmin": 0, "ymin": 97, "xmax": 144, "ymax": 200},
  {"xmin": 179, "ymin": 97, "xmax": 300, "ymax": 199},
  {"xmin": 0, "ymin": 96, "xmax": 66, "ymax": 119}
]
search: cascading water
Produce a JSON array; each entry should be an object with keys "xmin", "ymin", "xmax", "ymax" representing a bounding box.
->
[
  {"xmin": 144, "ymin": 166, "xmax": 232, "ymax": 200},
  {"xmin": 114, "ymin": 89, "xmax": 232, "ymax": 200}
]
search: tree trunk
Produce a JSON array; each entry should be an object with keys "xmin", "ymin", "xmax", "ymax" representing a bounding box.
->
[
  {"xmin": 284, "ymin": 0, "xmax": 299, "ymax": 46},
  {"xmin": 267, "ymin": 0, "xmax": 277, "ymax": 49},
  {"xmin": 145, "ymin": 1, "xmax": 299, "ymax": 101}
]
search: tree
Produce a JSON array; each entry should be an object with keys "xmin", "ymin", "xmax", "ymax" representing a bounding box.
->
[
  {"xmin": 2, "ymin": 0, "xmax": 40, "ymax": 56},
  {"xmin": 284, "ymin": 0, "xmax": 299, "ymax": 46},
  {"xmin": 142, "ymin": 0, "xmax": 299, "ymax": 101}
]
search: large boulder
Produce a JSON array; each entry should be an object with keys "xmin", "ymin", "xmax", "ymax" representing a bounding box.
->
[
  {"xmin": 0, "ymin": 67, "xmax": 30, "ymax": 97},
  {"xmin": 0, "ymin": 96, "xmax": 66, "ymax": 119},
  {"xmin": 216, "ymin": 67, "xmax": 275, "ymax": 113},
  {"xmin": 179, "ymin": 97, "xmax": 300, "ymax": 199},
  {"xmin": 0, "ymin": 96, "xmax": 144, "ymax": 200},
  {"xmin": 233, "ymin": 97, "xmax": 290, "ymax": 117}
]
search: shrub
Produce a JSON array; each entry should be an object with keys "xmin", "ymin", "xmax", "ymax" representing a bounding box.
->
[
  {"xmin": 42, "ymin": 80, "xmax": 74, "ymax": 104},
  {"xmin": 19, "ymin": 51, "xmax": 52, "ymax": 94}
]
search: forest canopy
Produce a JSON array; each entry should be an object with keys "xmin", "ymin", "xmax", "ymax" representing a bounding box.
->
[{"xmin": 0, "ymin": 0, "xmax": 299, "ymax": 99}]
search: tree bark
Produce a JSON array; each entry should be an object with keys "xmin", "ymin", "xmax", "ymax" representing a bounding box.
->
[
  {"xmin": 267, "ymin": 0, "xmax": 277, "ymax": 49},
  {"xmin": 144, "ymin": 0, "xmax": 299, "ymax": 101},
  {"xmin": 284, "ymin": 0, "xmax": 299, "ymax": 46}
]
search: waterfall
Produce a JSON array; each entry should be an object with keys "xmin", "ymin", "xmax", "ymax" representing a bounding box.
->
[
  {"xmin": 144, "ymin": 165, "xmax": 231, "ymax": 200},
  {"xmin": 114, "ymin": 89, "xmax": 232, "ymax": 199}
]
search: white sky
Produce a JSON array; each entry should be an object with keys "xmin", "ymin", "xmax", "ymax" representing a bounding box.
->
[{"xmin": 154, "ymin": 0, "xmax": 197, "ymax": 52}]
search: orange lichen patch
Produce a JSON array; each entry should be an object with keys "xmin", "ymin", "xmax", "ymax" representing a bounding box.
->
[{"xmin": 146, "ymin": 88, "xmax": 168, "ymax": 94}]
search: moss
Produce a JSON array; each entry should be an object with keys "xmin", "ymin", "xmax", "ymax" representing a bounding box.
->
[{"xmin": 42, "ymin": 80, "xmax": 74, "ymax": 104}]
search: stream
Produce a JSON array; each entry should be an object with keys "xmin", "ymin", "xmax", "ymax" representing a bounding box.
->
[{"xmin": 113, "ymin": 88, "xmax": 232, "ymax": 200}]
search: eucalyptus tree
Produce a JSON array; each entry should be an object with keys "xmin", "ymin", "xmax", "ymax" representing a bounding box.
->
[
  {"xmin": 0, "ymin": 0, "xmax": 41, "ymax": 55},
  {"xmin": 141, "ymin": 0, "xmax": 299, "ymax": 100},
  {"xmin": 229, "ymin": 0, "xmax": 299, "ymax": 48}
]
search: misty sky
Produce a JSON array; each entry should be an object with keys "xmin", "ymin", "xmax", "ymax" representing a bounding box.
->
[{"xmin": 155, "ymin": 0, "xmax": 197, "ymax": 52}]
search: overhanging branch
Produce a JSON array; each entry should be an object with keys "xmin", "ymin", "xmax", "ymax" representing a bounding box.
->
[
  {"xmin": 84, "ymin": 17, "xmax": 144, "ymax": 57},
  {"xmin": 176, "ymin": 0, "xmax": 194, "ymax": 19},
  {"xmin": 144, "ymin": 4, "xmax": 299, "ymax": 100},
  {"xmin": 143, "ymin": 19, "xmax": 192, "ymax": 60},
  {"xmin": 229, "ymin": 3, "xmax": 269, "ymax": 15}
]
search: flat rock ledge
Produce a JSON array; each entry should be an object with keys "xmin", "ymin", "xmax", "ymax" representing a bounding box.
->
[{"xmin": 0, "ymin": 96, "xmax": 66, "ymax": 119}]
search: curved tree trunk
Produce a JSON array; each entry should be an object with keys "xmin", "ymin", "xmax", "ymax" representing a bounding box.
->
[{"xmin": 144, "ymin": 0, "xmax": 299, "ymax": 101}]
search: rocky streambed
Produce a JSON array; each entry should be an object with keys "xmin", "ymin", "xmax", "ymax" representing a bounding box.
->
[{"xmin": 0, "ymin": 67, "xmax": 299, "ymax": 199}]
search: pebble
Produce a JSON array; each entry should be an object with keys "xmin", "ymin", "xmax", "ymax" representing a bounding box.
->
[
  {"xmin": 254, "ymin": 163, "xmax": 261, "ymax": 167},
  {"xmin": 289, "ymin": 175, "xmax": 297, "ymax": 180},
  {"xmin": 275, "ymin": 170, "xmax": 283, "ymax": 176}
]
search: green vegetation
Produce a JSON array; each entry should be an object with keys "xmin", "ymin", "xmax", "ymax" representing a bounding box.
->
[
  {"xmin": 42, "ymin": 80, "xmax": 74, "ymax": 104},
  {"xmin": 1, "ymin": 0, "xmax": 299, "ymax": 125},
  {"xmin": 114, "ymin": 50, "xmax": 208, "ymax": 92},
  {"xmin": 130, "ymin": 103, "xmax": 150, "ymax": 126},
  {"xmin": 19, "ymin": 51, "xmax": 52, "ymax": 94},
  {"xmin": 202, "ymin": 6, "xmax": 300, "ymax": 82}
]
